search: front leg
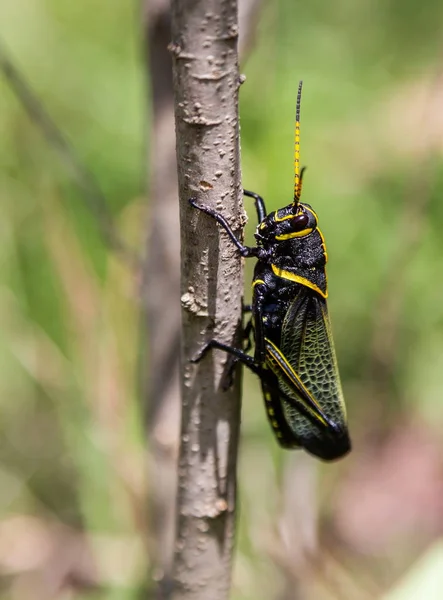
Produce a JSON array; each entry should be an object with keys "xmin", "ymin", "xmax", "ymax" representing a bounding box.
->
[{"xmin": 189, "ymin": 198, "xmax": 268, "ymax": 259}]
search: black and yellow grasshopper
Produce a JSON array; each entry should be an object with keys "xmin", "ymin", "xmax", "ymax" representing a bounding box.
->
[{"xmin": 190, "ymin": 81, "xmax": 350, "ymax": 461}]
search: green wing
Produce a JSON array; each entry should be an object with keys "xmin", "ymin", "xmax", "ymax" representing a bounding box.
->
[
  {"xmin": 264, "ymin": 337, "xmax": 334, "ymax": 429},
  {"xmin": 272, "ymin": 287, "xmax": 349, "ymax": 460}
]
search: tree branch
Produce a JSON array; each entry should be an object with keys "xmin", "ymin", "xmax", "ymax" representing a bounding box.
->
[
  {"xmin": 140, "ymin": 0, "xmax": 181, "ymax": 584},
  {"xmin": 168, "ymin": 1, "xmax": 244, "ymax": 598}
]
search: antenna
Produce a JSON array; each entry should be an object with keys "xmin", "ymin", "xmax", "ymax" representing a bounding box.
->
[{"xmin": 293, "ymin": 80, "xmax": 303, "ymax": 206}]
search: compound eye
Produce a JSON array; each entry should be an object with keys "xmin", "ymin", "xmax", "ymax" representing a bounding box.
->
[{"xmin": 293, "ymin": 213, "xmax": 309, "ymax": 230}]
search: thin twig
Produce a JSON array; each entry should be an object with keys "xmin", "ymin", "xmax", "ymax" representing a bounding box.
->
[
  {"xmin": 168, "ymin": 0, "xmax": 244, "ymax": 598},
  {"xmin": 140, "ymin": 0, "xmax": 266, "ymax": 592}
]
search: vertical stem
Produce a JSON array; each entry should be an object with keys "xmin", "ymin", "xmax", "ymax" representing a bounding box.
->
[
  {"xmin": 169, "ymin": 1, "xmax": 243, "ymax": 599},
  {"xmin": 142, "ymin": 0, "xmax": 181, "ymax": 581}
]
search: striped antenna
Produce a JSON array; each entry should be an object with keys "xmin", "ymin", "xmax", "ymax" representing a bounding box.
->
[{"xmin": 293, "ymin": 80, "xmax": 303, "ymax": 207}]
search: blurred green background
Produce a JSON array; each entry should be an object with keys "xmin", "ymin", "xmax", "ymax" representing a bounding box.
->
[{"xmin": 1, "ymin": 0, "xmax": 443, "ymax": 598}]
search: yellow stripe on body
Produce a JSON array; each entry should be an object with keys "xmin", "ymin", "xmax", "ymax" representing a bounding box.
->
[
  {"xmin": 303, "ymin": 205, "xmax": 318, "ymax": 221},
  {"xmin": 252, "ymin": 279, "xmax": 266, "ymax": 287},
  {"xmin": 275, "ymin": 228, "xmax": 313, "ymax": 241},
  {"xmin": 316, "ymin": 227, "xmax": 328, "ymax": 263},
  {"xmin": 274, "ymin": 204, "xmax": 315, "ymax": 224},
  {"xmin": 264, "ymin": 338, "xmax": 328, "ymax": 427},
  {"xmin": 271, "ymin": 264, "xmax": 328, "ymax": 298},
  {"xmin": 302, "ymin": 206, "xmax": 327, "ymax": 263},
  {"xmin": 274, "ymin": 212, "xmax": 297, "ymax": 223}
]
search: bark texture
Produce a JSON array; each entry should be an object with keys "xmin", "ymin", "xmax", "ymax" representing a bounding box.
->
[
  {"xmin": 142, "ymin": 0, "xmax": 263, "ymax": 590},
  {"xmin": 169, "ymin": 1, "xmax": 243, "ymax": 598}
]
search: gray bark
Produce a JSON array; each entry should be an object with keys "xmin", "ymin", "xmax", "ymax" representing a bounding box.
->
[
  {"xmin": 142, "ymin": 0, "xmax": 263, "ymax": 592},
  {"xmin": 168, "ymin": 1, "xmax": 244, "ymax": 598}
]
